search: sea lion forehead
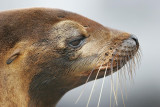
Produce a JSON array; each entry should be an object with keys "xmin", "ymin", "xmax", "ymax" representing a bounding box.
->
[
  {"xmin": 51, "ymin": 20, "xmax": 88, "ymax": 37},
  {"xmin": 24, "ymin": 8, "xmax": 104, "ymax": 31}
]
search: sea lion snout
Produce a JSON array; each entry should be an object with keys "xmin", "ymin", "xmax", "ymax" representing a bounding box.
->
[
  {"xmin": 119, "ymin": 34, "xmax": 139, "ymax": 53},
  {"xmin": 130, "ymin": 34, "xmax": 139, "ymax": 46}
]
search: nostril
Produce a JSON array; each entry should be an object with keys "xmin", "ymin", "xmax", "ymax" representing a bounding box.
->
[{"xmin": 130, "ymin": 34, "xmax": 139, "ymax": 46}]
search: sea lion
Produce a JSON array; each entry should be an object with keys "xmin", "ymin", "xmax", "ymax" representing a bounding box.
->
[{"xmin": 0, "ymin": 8, "xmax": 139, "ymax": 107}]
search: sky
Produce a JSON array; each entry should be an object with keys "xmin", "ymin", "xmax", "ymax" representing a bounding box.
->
[{"xmin": 0, "ymin": 0, "xmax": 160, "ymax": 107}]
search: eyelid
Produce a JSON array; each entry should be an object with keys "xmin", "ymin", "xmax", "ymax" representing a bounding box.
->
[
  {"xmin": 69, "ymin": 35, "xmax": 86, "ymax": 42},
  {"xmin": 68, "ymin": 35, "xmax": 86, "ymax": 48}
]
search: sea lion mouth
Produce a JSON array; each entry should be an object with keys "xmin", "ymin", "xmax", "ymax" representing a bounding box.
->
[
  {"xmin": 87, "ymin": 35, "xmax": 140, "ymax": 77},
  {"xmin": 93, "ymin": 61, "xmax": 124, "ymax": 76}
]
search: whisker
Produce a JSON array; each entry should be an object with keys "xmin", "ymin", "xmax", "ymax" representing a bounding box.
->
[
  {"xmin": 110, "ymin": 76, "xmax": 113, "ymax": 107},
  {"xmin": 129, "ymin": 53, "xmax": 134, "ymax": 79},
  {"xmin": 127, "ymin": 52, "xmax": 132, "ymax": 80},
  {"xmin": 138, "ymin": 50, "xmax": 142, "ymax": 66},
  {"xmin": 132, "ymin": 52, "xmax": 137, "ymax": 72},
  {"xmin": 122, "ymin": 59, "xmax": 127, "ymax": 80},
  {"xmin": 113, "ymin": 58, "xmax": 120, "ymax": 107},
  {"xmin": 138, "ymin": 46, "xmax": 143, "ymax": 57},
  {"xmin": 123, "ymin": 73, "xmax": 128, "ymax": 100},
  {"xmin": 118, "ymin": 57, "xmax": 124, "ymax": 104},
  {"xmin": 75, "ymin": 68, "xmax": 94, "ymax": 104},
  {"xmin": 97, "ymin": 65, "xmax": 108, "ymax": 107},
  {"xmin": 86, "ymin": 64, "xmax": 103, "ymax": 107},
  {"xmin": 128, "ymin": 52, "xmax": 135, "ymax": 85},
  {"xmin": 137, "ymin": 50, "xmax": 141, "ymax": 68},
  {"xmin": 120, "ymin": 55, "xmax": 128, "ymax": 100},
  {"xmin": 130, "ymin": 52, "xmax": 136, "ymax": 76},
  {"xmin": 119, "ymin": 54, "xmax": 124, "ymax": 80},
  {"xmin": 118, "ymin": 71, "xmax": 126, "ymax": 107},
  {"xmin": 125, "ymin": 54, "xmax": 130, "ymax": 80},
  {"xmin": 110, "ymin": 56, "xmax": 118, "ymax": 106},
  {"xmin": 135, "ymin": 52, "xmax": 139, "ymax": 69},
  {"xmin": 138, "ymin": 52, "xmax": 141, "ymax": 67}
]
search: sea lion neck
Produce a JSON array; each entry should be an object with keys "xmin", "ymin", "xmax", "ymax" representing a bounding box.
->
[
  {"xmin": 28, "ymin": 71, "xmax": 87, "ymax": 107},
  {"xmin": 29, "ymin": 82, "xmax": 67, "ymax": 107}
]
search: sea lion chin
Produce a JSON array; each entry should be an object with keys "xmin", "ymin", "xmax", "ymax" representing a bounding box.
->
[{"xmin": 0, "ymin": 8, "xmax": 139, "ymax": 107}]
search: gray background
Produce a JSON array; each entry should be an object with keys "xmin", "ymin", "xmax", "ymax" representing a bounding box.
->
[{"xmin": 0, "ymin": 0, "xmax": 160, "ymax": 107}]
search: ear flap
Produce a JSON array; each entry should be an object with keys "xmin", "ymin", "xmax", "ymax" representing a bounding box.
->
[{"xmin": 6, "ymin": 49, "xmax": 20, "ymax": 64}]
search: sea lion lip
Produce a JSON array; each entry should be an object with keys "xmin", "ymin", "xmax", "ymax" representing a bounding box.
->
[
  {"xmin": 94, "ymin": 60, "xmax": 127, "ymax": 73},
  {"xmin": 95, "ymin": 65, "xmax": 119, "ymax": 72},
  {"xmin": 80, "ymin": 64, "xmax": 123, "ymax": 78}
]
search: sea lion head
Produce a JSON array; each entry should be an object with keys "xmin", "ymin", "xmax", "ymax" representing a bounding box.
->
[{"xmin": 0, "ymin": 8, "xmax": 139, "ymax": 106}]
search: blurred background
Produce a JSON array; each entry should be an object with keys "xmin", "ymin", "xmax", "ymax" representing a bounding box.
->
[{"xmin": 0, "ymin": 0, "xmax": 160, "ymax": 107}]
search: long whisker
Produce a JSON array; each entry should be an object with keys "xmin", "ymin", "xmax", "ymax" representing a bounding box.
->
[
  {"xmin": 123, "ymin": 72, "xmax": 128, "ymax": 100},
  {"xmin": 129, "ymin": 51, "xmax": 136, "ymax": 85},
  {"xmin": 124, "ymin": 54, "xmax": 130, "ymax": 80},
  {"xmin": 131, "ymin": 52, "xmax": 136, "ymax": 74},
  {"xmin": 137, "ymin": 49, "xmax": 142, "ymax": 67},
  {"xmin": 110, "ymin": 78, "xmax": 113, "ymax": 107},
  {"xmin": 86, "ymin": 64, "xmax": 103, "ymax": 107},
  {"xmin": 122, "ymin": 58, "xmax": 127, "ymax": 80},
  {"xmin": 119, "ymin": 54, "xmax": 124, "ymax": 80},
  {"xmin": 75, "ymin": 68, "xmax": 94, "ymax": 104},
  {"xmin": 117, "ymin": 55, "xmax": 126, "ymax": 107},
  {"xmin": 110, "ymin": 55, "xmax": 118, "ymax": 106},
  {"xmin": 128, "ymin": 52, "xmax": 133, "ymax": 80},
  {"xmin": 97, "ymin": 65, "xmax": 108, "ymax": 107},
  {"xmin": 137, "ymin": 51, "xmax": 141, "ymax": 68},
  {"xmin": 113, "ymin": 57, "xmax": 120, "ymax": 107},
  {"xmin": 119, "ymin": 53, "xmax": 128, "ymax": 100},
  {"xmin": 127, "ymin": 51, "xmax": 132, "ymax": 81},
  {"xmin": 130, "ymin": 51, "xmax": 136, "ymax": 76},
  {"xmin": 118, "ymin": 71, "xmax": 126, "ymax": 107}
]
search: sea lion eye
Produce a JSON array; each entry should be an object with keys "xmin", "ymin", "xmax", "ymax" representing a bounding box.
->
[{"xmin": 68, "ymin": 35, "xmax": 86, "ymax": 48}]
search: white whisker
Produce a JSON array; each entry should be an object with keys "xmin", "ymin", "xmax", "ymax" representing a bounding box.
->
[
  {"xmin": 97, "ymin": 65, "xmax": 108, "ymax": 107},
  {"xmin": 86, "ymin": 64, "xmax": 103, "ymax": 107},
  {"xmin": 111, "ymin": 57, "xmax": 118, "ymax": 106},
  {"xmin": 113, "ymin": 58, "xmax": 120, "ymax": 107},
  {"xmin": 118, "ymin": 72, "xmax": 126, "ymax": 107},
  {"xmin": 110, "ymin": 76, "xmax": 113, "ymax": 107},
  {"xmin": 75, "ymin": 68, "xmax": 94, "ymax": 104}
]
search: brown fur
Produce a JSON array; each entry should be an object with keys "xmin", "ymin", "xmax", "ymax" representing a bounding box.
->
[{"xmin": 0, "ymin": 8, "xmax": 139, "ymax": 107}]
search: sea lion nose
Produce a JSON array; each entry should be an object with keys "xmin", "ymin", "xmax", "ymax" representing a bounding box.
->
[{"xmin": 130, "ymin": 34, "xmax": 139, "ymax": 46}]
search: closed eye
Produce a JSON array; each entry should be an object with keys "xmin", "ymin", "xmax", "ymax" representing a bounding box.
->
[{"xmin": 68, "ymin": 35, "xmax": 86, "ymax": 48}]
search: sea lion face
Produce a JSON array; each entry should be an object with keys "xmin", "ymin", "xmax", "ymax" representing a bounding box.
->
[
  {"xmin": 0, "ymin": 8, "xmax": 139, "ymax": 106},
  {"xmin": 26, "ymin": 19, "xmax": 139, "ymax": 91}
]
